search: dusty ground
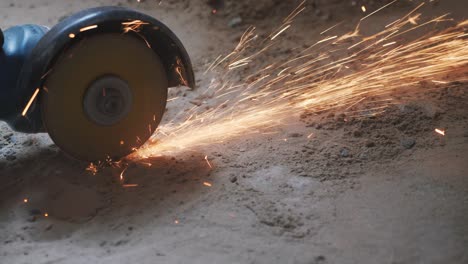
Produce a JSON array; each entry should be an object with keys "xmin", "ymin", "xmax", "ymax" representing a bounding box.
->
[{"xmin": 0, "ymin": 0, "xmax": 467, "ymax": 263}]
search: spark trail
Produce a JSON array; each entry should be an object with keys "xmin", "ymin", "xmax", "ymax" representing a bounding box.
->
[{"xmin": 132, "ymin": 2, "xmax": 468, "ymax": 159}]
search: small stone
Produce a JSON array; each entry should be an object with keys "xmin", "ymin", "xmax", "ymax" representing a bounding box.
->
[
  {"xmin": 114, "ymin": 240, "xmax": 129, "ymax": 246},
  {"xmin": 229, "ymin": 175, "xmax": 238, "ymax": 183},
  {"xmin": 189, "ymin": 99, "xmax": 202, "ymax": 106},
  {"xmin": 315, "ymin": 255, "xmax": 326, "ymax": 263},
  {"xmin": 401, "ymin": 138, "xmax": 416, "ymax": 149},
  {"xmin": 45, "ymin": 224, "xmax": 53, "ymax": 231},
  {"xmin": 288, "ymin": 133, "xmax": 303, "ymax": 138},
  {"xmin": 365, "ymin": 141, "xmax": 375, "ymax": 148},
  {"xmin": 6, "ymin": 135, "xmax": 17, "ymax": 143},
  {"xmin": 359, "ymin": 152, "xmax": 368, "ymax": 160},
  {"xmin": 228, "ymin": 16, "xmax": 242, "ymax": 27},
  {"xmin": 22, "ymin": 139, "xmax": 34, "ymax": 146},
  {"xmin": 340, "ymin": 148, "xmax": 350, "ymax": 158},
  {"xmin": 353, "ymin": 130, "xmax": 362, "ymax": 137}
]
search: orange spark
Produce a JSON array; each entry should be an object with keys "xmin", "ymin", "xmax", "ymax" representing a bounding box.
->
[
  {"xmin": 23, "ymin": 198, "xmax": 28, "ymax": 203},
  {"xmin": 120, "ymin": 167, "xmax": 128, "ymax": 182},
  {"xmin": 175, "ymin": 58, "xmax": 188, "ymax": 86},
  {"xmin": 361, "ymin": 0, "xmax": 397, "ymax": 22},
  {"xmin": 167, "ymin": 97, "xmax": 179, "ymax": 102},
  {"xmin": 21, "ymin": 88, "xmax": 40, "ymax": 116},
  {"xmin": 361, "ymin": 6, "xmax": 367, "ymax": 13},
  {"xmin": 123, "ymin": 184, "xmax": 139, "ymax": 188},
  {"xmin": 271, "ymin": 25, "xmax": 291, "ymax": 40},
  {"xmin": 283, "ymin": 0, "xmax": 306, "ymax": 24},
  {"xmin": 122, "ymin": 20, "xmax": 149, "ymax": 33},
  {"xmin": 129, "ymin": 3, "xmax": 467, "ymax": 161},
  {"xmin": 44, "ymin": 213, "xmax": 49, "ymax": 217},
  {"xmin": 140, "ymin": 162, "xmax": 152, "ymax": 167},
  {"xmin": 383, "ymin": 41, "xmax": 397, "ymax": 47},
  {"xmin": 86, "ymin": 163, "xmax": 98, "ymax": 175},
  {"xmin": 435, "ymin": 128, "xmax": 446, "ymax": 136},
  {"xmin": 203, "ymin": 182, "xmax": 212, "ymax": 187},
  {"xmin": 204, "ymin": 156, "xmax": 213, "ymax": 169},
  {"xmin": 432, "ymin": 80, "xmax": 449, "ymax": 84},
  {"xmin": 69, "ymin": 33, "xmax": 75, "ymax": 38},
  {"xmin": 321, "ymin": 22, "xmax": 342, "ymax": 35},
  {"xmin": 79, "ymin": 25, "xmax": 98, "ymax": 32}
]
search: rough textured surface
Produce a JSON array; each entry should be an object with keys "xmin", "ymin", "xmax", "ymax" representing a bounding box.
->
[{"xmin": 0, "ymin": 0, "xmax": 467, "ymax": 263}]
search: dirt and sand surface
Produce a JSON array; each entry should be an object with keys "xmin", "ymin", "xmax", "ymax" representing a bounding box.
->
[{"xmin": 0, "ymin": 0, "xmax": 467, "ymax": 263}]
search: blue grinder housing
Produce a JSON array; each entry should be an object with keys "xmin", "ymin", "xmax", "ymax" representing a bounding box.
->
[{"xmin": 0, "ymin": 25, "xmax": 48, "ymax": 130}]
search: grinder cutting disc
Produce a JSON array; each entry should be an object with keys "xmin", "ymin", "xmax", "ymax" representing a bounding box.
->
[{"xmin": 41, "ymin": 33, "xmax": 168, "ymax": 161}]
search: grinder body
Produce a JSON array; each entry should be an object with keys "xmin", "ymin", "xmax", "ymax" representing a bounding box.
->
[
  {"xmin": 0, "ymin": 7, "xmax": 194, "ymax": 161},
  {"xmin": 0, "ymin": 25, "xmax": 48, "ymax": 131}
]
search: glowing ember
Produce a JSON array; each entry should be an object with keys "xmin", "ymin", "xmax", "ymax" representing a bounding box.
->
[
  {"xmin": 123, "ymin": 184, "xmax": 139, "ymax": 188},
  {"xmin": 23, "ymin": 198, "xmax": 28, "ymax": 203},
  {"xmin": 167, "ymin": 97, "xmax": 179, "ymax": 102},
  {"xmin": 139, "ymin": 162, "xmax": 152, "ymax": 167},
  {"xmin": 174, "ymin": 219, "xmax": 179, "ymax": 224},
  {"xmin": 128, "ymin": 3, "xmax": 467, "ymax": 161},
  {"xmin": 382, "ymin": 41, "xmax": 396, "ymax": 47},
  {"xmin": 21, "ymin": 88, "xmax": 40, "ymax": 116},
  {"xmin": 432, "ymin": 80, "xmax": 449, "ymax": 84},
  {"xmin": 435, "ymin": 128, "xmax": 446, "ymax": 136},
  {"xmin": 361, "ymin": 6, "xmax": 367, "ymax": 13},
  {"xmin": 203, "ymin": 182, "xmax": 213, "ymax": 187},
  {"xmin": 120, "ymin": 167, "xmax": 128, "ymax": 182},
  {"xmin": 122, "ymin": 20, "xmax": 149, "ymax": 34},
  {"xmin": 86, "ymin": 163, "xmax": 98, "ymax": 175},
  {"xmin": 44, "ymin": 213, "xmax": 49, "ymax": 217},
  {"xmin": 69, "ymin": 33, "xmax": 75, "ymax": 38},
  {"xmin": 271, "ymin": 25, "xmax": 291, "ymax": 40},
  {"xmin": 204, "ymin": 156, "xmax": 213, "ymax": 169},
  {"xmin": 79, "ymin": 25, "xmax": 98, "ymax": 32}
]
